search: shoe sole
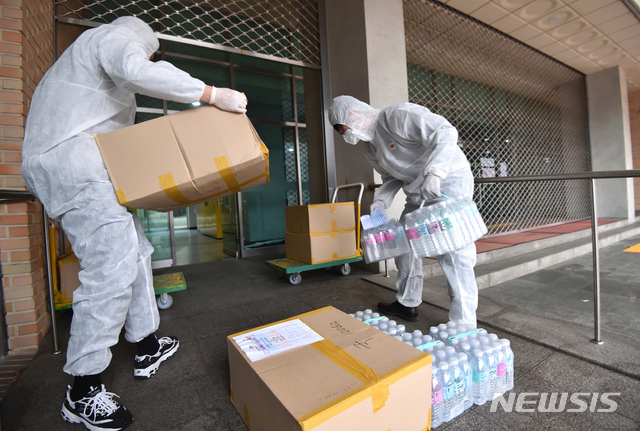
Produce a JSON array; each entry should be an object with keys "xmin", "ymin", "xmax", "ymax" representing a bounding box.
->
[
  {"xmin": 378, "ymin": 307, "xmax": 418, "ymax": 322},
  {"xmin": 133, "ymin": 340, "xmax": 179, "ymax": 380},
  {"xmin": 61, "ymin": 403, "xmax": 132, "ymax": 431}
]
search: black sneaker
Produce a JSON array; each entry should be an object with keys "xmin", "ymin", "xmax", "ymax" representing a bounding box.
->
[
  {"xmin": 133, "ymin": 336, "xmax": 179, "ymax": 380},
  {"xmin": 61, "ymin": 384, "xmax": 133, "ymax": 431},
  {"xmin": 378, "ymin": 301, "xmax": 419, "ymax": 322}
]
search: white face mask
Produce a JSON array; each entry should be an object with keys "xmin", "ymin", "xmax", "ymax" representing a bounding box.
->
[{"xmin": 343, "ymin": 129, "xmax": 360, "ymax": 145}]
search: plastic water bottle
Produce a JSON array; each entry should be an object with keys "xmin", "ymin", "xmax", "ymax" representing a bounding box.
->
[
  {"xmin": 457, "ymin": 352, "xmax": 473, "ymax": 410},
  {"xmin": 396, "ymin": 324, "xmax": 406, "ymax": 336},
  {"xmin": 431, "ymin": 362, "xmax": 444, "ymax": 428},
  {"xmin": 439, "ymin": 331, "xmax": 449, "ymax": 342},
  {"xmin": 454, "ymin": 196, "xmax": 483, "ymax": 240},
  {"xmin": 438, "ymin": 323, "xmax": 448, "ymax": 332},
  {"xmin": 484, "ymin": 345, "xmax": 497, "ymax": 401},
  {"xmin": 465, "ymin": 196, "xmax": 488, "ymax": 237},
  {"xmin": 500, "ymin": 339, "xmax": 514, "ymax": 392},
  {"xmin": 361, "ymin": 230, "xmax": 381, "ymax": 264},
  {"xmin": 448, "ymin": 198, "xmax": 473, "ymax": 245},
  {"xmin": 492, "ymin": 341, "xmax": 507, "ymax": 395},
  {"xmin": 425, "ymin": 205, "xmax": 449, "ymax": 254},
  {"xmin": 447, "ymin": 357, "xmax": 465, "ymax": 420},
  {"xmin": 445, "ymin": 346, "xmax": 457, "ymax": 359},
  {"xmin": 437, "ymin": 201, "xmax": 466, "ymax": 251},
  {"xmin": 429, "ymin": 326, "xmax": 439, "ymax": 339},
  {"xmin": 417, "ymin": 214, "xmax": 438, "ymax": 257},
  {"xmin": 404, "ymin": 213, "xmax": 425, "ymax": 258},
  {"xmin": 471, "ymin": 349, "xmax": 488, "ymax": 405},
  {"xmin": 439, "ymin": 361, "xmax": 456, "ymax": 422},
  {"xmin": 402, "ymin": 333, "xmax": 413, "ymax": 343}
]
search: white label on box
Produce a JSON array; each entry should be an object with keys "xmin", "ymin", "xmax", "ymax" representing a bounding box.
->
[{"xmin": 233, "ymin": 319, "xmax": 325, "ymax": 362}]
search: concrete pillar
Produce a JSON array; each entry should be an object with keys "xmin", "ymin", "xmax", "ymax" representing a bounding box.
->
[
  {"xmin": 586, "ymin": 66, "xmax": 635, "ymax": 220},
  {"xmin": 324, "ymin": 0, "xmax": 408, "ymax": 271}
]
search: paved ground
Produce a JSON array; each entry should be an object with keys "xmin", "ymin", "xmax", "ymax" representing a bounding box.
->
[{"xmin": 1, "ymin": 235, "xmax": 640, "ymax": 430}]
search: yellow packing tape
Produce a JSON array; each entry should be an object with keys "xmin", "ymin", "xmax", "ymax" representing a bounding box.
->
[
  {"xmin": 214, "ymin": 155, "xmax": 242, "ymax": 194},
  {"xmin": 309, "ymin": 227, "xmax": 355, "ymax": 238},
  {"xmin": 329, "ymin": 203, "xmax": 336, "ymax": 213},
  {"xmin": 116, "ymin": 189, "xmax": 127, "ymax": 205},
  {"xmin": 158, "ymin": 172, "xmax": 191, "ymax": 205},
  {"xmin": 311, "ymin": 339, "xmax": 390, "ymax": 414}
]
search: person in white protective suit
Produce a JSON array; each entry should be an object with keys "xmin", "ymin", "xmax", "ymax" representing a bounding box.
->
[
  {"xmin": 329, "ymin": 95, "xmax": 479, "ymax": 326},
  {"xmin": 21, "ymin": 16, "xmax": 247, "ymax": 431}
]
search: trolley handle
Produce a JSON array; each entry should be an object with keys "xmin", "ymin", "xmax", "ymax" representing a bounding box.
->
[
  {"xmin": 331, "ymin": 183, "xmax": 365, "ymax": 205},
  {"xmin": 331, "ymin": 183, "xmax": 365, "ymax": 256}
]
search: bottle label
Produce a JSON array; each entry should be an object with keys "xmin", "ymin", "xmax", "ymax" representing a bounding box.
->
[
  {"xmin": 363, "ymin": 317, "xmax": 384, "ymax": 324},
  {"xmin": 416, "ymin": 224, "xmax": 430, "ymax": 236},
  {"xmin": 433, "ymin": 388, "xmax": 443, "ymax": 405},
  {"xmin": 406, "ymin": 228, "xmax": 419, "ymax": 240},
  {"xmin": 465, "ymin": 208, "xmax": 475, "ymax": 219},
  {"xmin": 440, "ymin": 217, "xmax": 453, "ymax": 230},
  {"xmin": 427, "ymin": 222, "xmax": 442, "ymax": 233},
  {"xmin": 497, "ymin": 364, "xmax": 506, "ymax": 376},
  {"xmin": 364, "ymin": 236, "xmax": 375, "ymax": 245},
  {"xmin": 466, "ymin": 374, "xmax": 472, "ymax": 388},
  {"xmin": 374, "ymin": 233, "xmax": 384, "ymax": 243},
  {"xmin": 489, "ymin": 368, "xmax": 497, "ymax": 380},
  {"xmin": 454, "ymin": 378, "xmax": 465, "ymax": 395},
  {"xmin": 472, "ymin": 370, "xmax": 487, "ymax": 385},
  {"xmin": 383, "ymin": 231, "xmax": 396, "ymax": 241},
  {"xmin": 445, "ymin": 384, "xmax": 455, "ymax": 400}
]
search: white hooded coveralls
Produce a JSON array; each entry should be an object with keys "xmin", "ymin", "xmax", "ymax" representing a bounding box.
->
[
  {"xmin": 21, "ymin": 17, "xmax": 206, "ymax": 376},
  {"xmin": 329, "ymin": 96, "xmax": 479, "ymax": 325}
]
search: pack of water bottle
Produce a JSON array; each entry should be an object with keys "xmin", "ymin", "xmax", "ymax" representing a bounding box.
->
[
  {"xmin": 404, "ymin": 196, "xmax": 488, "ymax": 258},
  {"xmin": 349, "ymin": 309, "xmax": 407, "ymax": 336},
  {"xmin": 360, "ymin": 213, "xmax": 411, "ymax": 264},
  {"xmin": 348, "ymin": 311, "xmax": 514, "ymax": 429},
  {"xmin": 424, "ymin": 321, "xmax": 514, "ymax": 428}
]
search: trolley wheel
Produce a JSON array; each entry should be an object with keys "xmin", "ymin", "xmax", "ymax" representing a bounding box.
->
[
  {"xmin": 157, "ymin": 293, "xmax": 173, "ymax": 310},
  {"xmin": 289, "ymin": 273, "xmax": 302, "ymax": 285},
  {"xmin": 276, "ymin": 269, "xmax": 286, "ymax": 279},
  {"xmin": 340, "ymin": 263, "xmax": 352, "ymax": 276}
]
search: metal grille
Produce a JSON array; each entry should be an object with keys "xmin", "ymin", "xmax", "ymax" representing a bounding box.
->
[
  {"xmin": 55, "ymin": 0, "xmax": 321, "ymax": 67},
  {"xmin": 404, "ymin": 0, "xmax": 591, "ymax": 235}
]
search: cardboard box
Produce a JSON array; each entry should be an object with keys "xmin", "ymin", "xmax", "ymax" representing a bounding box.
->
[
  {"xmin": 285, "ymin": 203, "xmax": 355, "ymax": 234},
  {"xmin": 95, "ymin": 105, "xmax": 269, "ymax": 212},
  {"xmin": 284, "ymin": 203, "xmax": 357, "ymax": 264},
  {"xmin": 228, "ymin": 306, "xmax": 432, "ymax": 431},
  {"xmin": 58, "ymin": 254, "xmax": 81, "ymax": 303},
  {"xmin": 285, "ymin": 231, "xmax": 357, "ymax": 264}
]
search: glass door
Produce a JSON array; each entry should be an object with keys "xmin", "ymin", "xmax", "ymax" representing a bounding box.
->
[
  {"xmin": 221, "ymin": 195, "xmax": 239, "ymax": 257},
  {"xmin": 134, "ymin": 209, "xmax": 174, "ymax": 269}
]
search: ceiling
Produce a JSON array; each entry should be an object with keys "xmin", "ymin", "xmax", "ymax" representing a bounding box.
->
[{"xmin": 435, "ymin": 0, "xmax": 640, "ymax": 91}]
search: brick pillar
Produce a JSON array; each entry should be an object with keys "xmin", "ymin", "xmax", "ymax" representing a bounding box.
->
[{"xmin": 0, "ymin": 0, "xmax": 54, "ymax": 353}]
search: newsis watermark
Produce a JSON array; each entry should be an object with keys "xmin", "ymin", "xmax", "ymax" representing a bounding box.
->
[{"xmin": 490, "ymin": 392, "xmax": 621, "ymax": 413}]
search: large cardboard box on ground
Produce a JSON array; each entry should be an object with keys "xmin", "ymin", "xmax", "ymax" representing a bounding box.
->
[
  {"xmin": 284, "ymin": 203, "xmax": 357, "ymax": 264},
  {"xmin": 58, "ymin": 254, "xmax": 81, "ymax": 303},
  {"xmin": 227, "ymin": 306, "xmax": 432, "ymax": 431},
  {"xmin": 95, "ymin": 105, "xmax": 269, "ymax": 212}
]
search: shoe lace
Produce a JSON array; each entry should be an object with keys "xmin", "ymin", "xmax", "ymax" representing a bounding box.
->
[{"xmin": 81, "ymin": 388, "xmax": 120, "ymax": 419}]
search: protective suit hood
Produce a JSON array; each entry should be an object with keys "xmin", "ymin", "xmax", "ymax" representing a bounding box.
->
[
  {"xmin": 110, "ymin": 16, "xmax": 159, "ymax": 58},
  {"xmin": 329, "ymin": 95, "xmax": 379, "ymax": 142}
]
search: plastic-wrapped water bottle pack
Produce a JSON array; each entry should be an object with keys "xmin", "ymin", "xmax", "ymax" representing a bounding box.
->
[
  {"xmin": 349, "ymin": 311, "xmax": 514, "ymax": 428},
  {"xmin": 360, "ymin": 195, "xmax": 487, "ymax": 263},
  {"xmin": 404, "ymin": 196, "xmax": 488, "ymax": 258},
  {"xmin": 360, "ymin": 218, "xmax": 411, "ymax": 264}
]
